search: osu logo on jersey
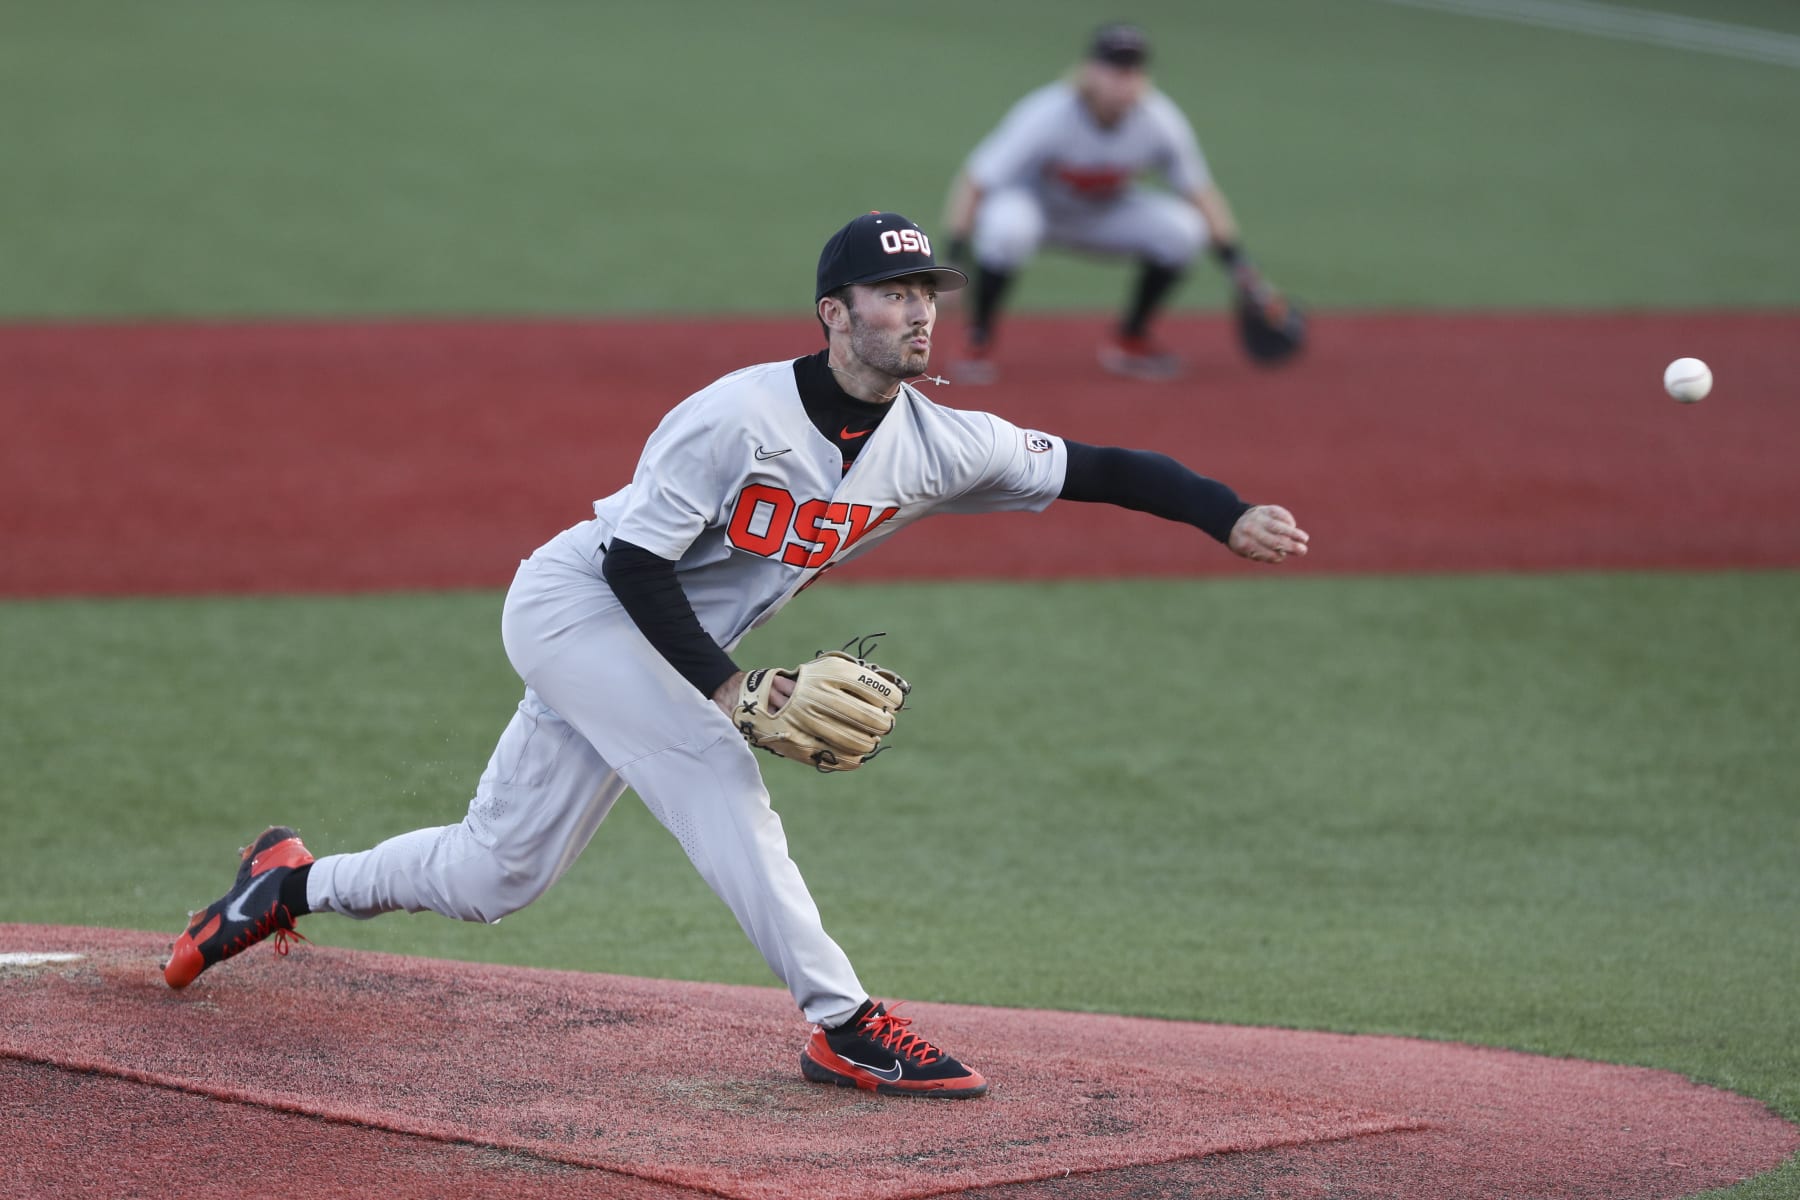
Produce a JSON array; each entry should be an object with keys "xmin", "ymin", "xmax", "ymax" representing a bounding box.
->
[
  {"xmin": 878, "ymin": 229, "xmax": 931, "ymax": 256},
  {"xmin": 727, "ymin": 484, "xmax": 899, "ymax": 568}
]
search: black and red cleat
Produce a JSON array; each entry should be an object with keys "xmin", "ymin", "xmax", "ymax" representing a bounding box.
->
[
  {"xmin": 164, "ymin": 826, "xmax": 313, "ymax": 989},
  {"xmin": 801, "ymin": 1000, "xmax": 988, "ymax": 1098}
]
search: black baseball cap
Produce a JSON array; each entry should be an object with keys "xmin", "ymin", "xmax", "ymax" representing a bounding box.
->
[
  {"xmin": 1089, "ymin": 22, "xmax": 1150, "ymax": 68},
  {"xmin": 815, "ymin": 211, "xmax": 967, "ymax": 303}
]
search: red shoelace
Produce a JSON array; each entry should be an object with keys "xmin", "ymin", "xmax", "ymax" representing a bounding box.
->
[
  {"xmin": 857, "ymin": 1005, "xmax": 942, "ymax": 1066},
  {"xmin": 227, "ymin": 905, "xmax": 310, "ymax": 959},
  {"xmin": 266, "ymin": 925, "xmax": 309, "ymax": 958}
]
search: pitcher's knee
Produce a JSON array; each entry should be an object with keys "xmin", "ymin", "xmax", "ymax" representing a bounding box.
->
[{"xmin": 444, "ymin": 846, "xmax": 558, "ymax": 924}]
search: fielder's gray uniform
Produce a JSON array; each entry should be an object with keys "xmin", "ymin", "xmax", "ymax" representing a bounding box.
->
[
  {"xmin": 967, "ymin": 80, "xmax": 1214, "ymax": 270},
  {"xmin": 306, "ymin": 363, "xmax": 1066, "ymax": 1025}
]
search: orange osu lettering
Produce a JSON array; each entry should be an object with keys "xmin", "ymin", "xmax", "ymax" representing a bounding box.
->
[
  {"xmin": 783, "ymin": 500, "xmax": 843, "ymax": 566},
  {"xmin": 841, "ymin": 503, "xmax": 898, "ymax": 550},
  {"xmin": 729, "ymin": 486, "xmax": 898, "ymax": 567},
  {"xmin": 726, "ymin": 484, "xmax": 794, "ymax": 556}
]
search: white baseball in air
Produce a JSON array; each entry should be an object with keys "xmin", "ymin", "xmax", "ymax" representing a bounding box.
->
[{"xmin": 1663, "ymin": 357, "xmax": 1712, "ymax": 404}]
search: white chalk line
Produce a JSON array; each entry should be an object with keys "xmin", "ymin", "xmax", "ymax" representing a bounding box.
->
[
  {"xmin": 1371, "ymin": 0, "xmax": 1800, "ymax": 69},
  {"xmin": 0, "ymin": 952, "xmax": 86, "ymax": 967}
]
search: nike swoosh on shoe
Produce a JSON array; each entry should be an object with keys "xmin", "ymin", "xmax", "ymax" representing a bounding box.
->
[
  {"xmin": 842, "ymin": 1055, "xmax": 903, "ymax": 1083},
  {"xmin": 223, "ymin": 870, "xmax": 281, "ymax": 925}
]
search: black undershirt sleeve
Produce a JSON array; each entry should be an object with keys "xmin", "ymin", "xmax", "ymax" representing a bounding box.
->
[
  {"xmin": 1058, "ymin": 439, "xmax": 1253, "ymax": 545},
  {"xmin": 600, "ymin": 538, "xmax": 741, "ymax": 699}
]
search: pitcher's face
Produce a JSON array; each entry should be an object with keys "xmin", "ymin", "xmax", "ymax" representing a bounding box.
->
[{"xmin": 843, "ymin": 277, "xmax": 938, "ymax": 379}]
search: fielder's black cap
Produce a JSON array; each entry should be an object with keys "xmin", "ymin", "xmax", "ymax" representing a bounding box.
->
[
  {"xmin": 815, "ymin": 211, "xmax": 967, "ymax": 303},
  {"xmin": 1089, "ymin": 22, "xmax": 1150, "ymax": 68}
]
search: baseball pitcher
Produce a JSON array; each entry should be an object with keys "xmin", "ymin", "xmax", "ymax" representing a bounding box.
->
[{"xmin": 164, "ymin": 211, "xmax": 1309, "ymax": 1100}]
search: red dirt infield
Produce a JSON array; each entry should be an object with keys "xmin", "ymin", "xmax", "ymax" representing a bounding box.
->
[
  {"xmin": 3, "ymin": 925, "xmax": 1795, "ymax": 1200},
  {"xmin": 3, "ymin": 309, "xmax": 1798, "ymax": 598}
]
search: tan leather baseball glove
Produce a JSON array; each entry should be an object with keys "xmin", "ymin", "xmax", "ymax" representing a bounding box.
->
[{"xmin": 735, "ymin": 641, "xmax": 909, "ymax": 772}]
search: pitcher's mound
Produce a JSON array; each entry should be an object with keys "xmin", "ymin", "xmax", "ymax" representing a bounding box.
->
[{"xmin": 2, "ymin": 925, "xmax": 1792, "ymax": 1199}]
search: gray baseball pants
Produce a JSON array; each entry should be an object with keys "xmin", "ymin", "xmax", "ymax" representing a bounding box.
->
[{"xmin": 305, "ymin": 532, "xmax": 867, "ymax": 1027}]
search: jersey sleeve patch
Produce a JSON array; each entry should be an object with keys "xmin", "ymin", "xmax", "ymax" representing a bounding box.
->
[{"xmin": 938, "ymin": 416, "xmax": 1066, "ymax": 516}]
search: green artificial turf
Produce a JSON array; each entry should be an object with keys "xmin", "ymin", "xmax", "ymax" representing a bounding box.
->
[
  {"xmin": 3, "ymin": 573, "xmax": 1795, "ymax": 1199},
  {"xmin": 2, "ymin": 0, "xmax": 1797, "ymax": 317}
]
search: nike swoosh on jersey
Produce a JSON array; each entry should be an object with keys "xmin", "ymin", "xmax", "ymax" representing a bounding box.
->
[
  {"xmin": 754, "ymin": 445, "xmax": 792, "ymax": 460},
  {"xmin": 223, "ymin": 870, "xmax": 281, "ymax": 924},
  {"xmin": 839, "ymin": 426, "xmax": 871, "ymax": 441},
  {"xmin": 842, "ymin": 1054, "xmax": 903, "ymax": 1083}
]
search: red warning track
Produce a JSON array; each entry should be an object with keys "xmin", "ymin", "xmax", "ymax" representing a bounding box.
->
[
  {"xmin": 2, "ymin": 926, "xmax": 1794, "ymax": 1200},
  {"xmin": 3, "ymin": 310, "xmax": 1798, "ymax": 598}
]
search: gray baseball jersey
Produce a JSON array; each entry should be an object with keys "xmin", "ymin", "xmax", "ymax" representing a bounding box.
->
[
  {"xmin": 966, "ymin": 80, "xmax": 1212, "ymax": 206},
  {"xmin": 592, "ymin": 362, "xmax": 1068, "ymax": 649}
]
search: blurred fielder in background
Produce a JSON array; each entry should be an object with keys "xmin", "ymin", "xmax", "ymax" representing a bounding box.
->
[{"xmin": 943, "ymin": 22, "xmax": 1302, "ymax": 383}]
